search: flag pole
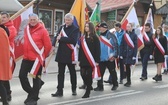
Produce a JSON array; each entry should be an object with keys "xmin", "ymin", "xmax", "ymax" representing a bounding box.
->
[
  {"xmin": 10, "ymin": 0, "xmax": 37, "ymax": 20},
  {"xmin": 121, "ymin": 2, "xmax": 135, "ymax": 24}
]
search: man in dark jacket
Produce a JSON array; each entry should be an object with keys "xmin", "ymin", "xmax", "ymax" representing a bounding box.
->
[
  {"xmin": 140, "ymin": 23, "xmax": 153, "ymax": 80},
  {"xmin": 51, "ymin": 13, "xmax": 79, "ymax": 97}
]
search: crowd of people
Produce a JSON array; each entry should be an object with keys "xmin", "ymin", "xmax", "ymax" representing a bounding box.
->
[{"xmin": 0, "ymin": 12, "xmax": 168, "ymax": 105}]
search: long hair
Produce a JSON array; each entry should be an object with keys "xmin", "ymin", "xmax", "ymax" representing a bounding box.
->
[
  {"xmin": 84, "ymin": 22, "xmax": 97, "ymax": 39},
  {"xmin": 155, "ymin": 26, "xmax": 164, "ymax": 38}
]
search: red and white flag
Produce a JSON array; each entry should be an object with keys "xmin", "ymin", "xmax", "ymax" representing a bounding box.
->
[
  {"xmin": 141, "ymin": 8, "xmax": 154, "ymax": 42},
  {"xmin": 121, "ymin": 7, "xmax": 144, "ymax": 50},
  {"xmin": 13, "ymin": 6, "xmax": 33, "ymax": 60}
]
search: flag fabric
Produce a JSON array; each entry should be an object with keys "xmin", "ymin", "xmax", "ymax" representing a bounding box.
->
[
  {"xmin": 121, "ymin": 7, "xmax": 144, "ymax": 50},
  {"xmin": 90, "ymin": 2, "xmax": 101, "ymax": 34},
  {"xmin": 70, "ymin": 0, "xmax": 89, "ymax": 34},
  {"xmin": 141, "ymin": 8, "xmax": 154, "ymax": 42},
  {"xmin": 13, "ymin": 6, "xmax": 33, "ymax": 60}
]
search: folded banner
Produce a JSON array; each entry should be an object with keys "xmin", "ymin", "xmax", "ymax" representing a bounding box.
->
[
  {"xmin": 99, "ymin": 36, "xmax": 113, "ymax": 49},
  {"xmin": 153, "ymin": 38, "xmax": 165, "ymax": 55},
  {"xmin": 124, "ymin": 33, "xmax": 134, "ymax": 48},
  {"xmin": 60, "ymin": 28, "xmax": 78, "ymax": 64},
  {"xmin": 26, "ymin": 26, "xmax": 45, "ymax": 77},
  {"xmin": 81, "ymin": 36, "xmax": 101, "ymax": 80}
]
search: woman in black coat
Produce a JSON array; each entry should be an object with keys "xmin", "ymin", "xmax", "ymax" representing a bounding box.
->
[
  {"xmin": 79, "ymin": 22, "xmax": 100, "ymax": 98},
  {"xmin": 120, "ymin": 23, "xmax": 137, "ymax": 87},
  {"xmin": 152, "ymin": 26, "xmax": 167, "ymax": 81}
]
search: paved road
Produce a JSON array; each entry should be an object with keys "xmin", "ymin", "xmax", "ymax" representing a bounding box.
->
[{"xmin": 4, "ymin": 57, "xmax": 168, "ymax": 105}]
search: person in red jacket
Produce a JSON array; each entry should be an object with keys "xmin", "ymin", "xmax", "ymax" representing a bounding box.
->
[
  {"xmin": 19, "ymin": 13, "xmax": 52, "ymax": 105},
  {"xmin": 0, "ymin": 12, "xmax": 17, "ymax": 102}
]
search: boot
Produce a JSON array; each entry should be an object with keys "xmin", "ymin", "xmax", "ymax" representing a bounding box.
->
[
  {"xmin": 155, "ymin": 75, "xmax": 162, "ymax": 81},
  {"xmin": 152, "ymin": 74, "xmax": 158, "ymax": 81},
  {"xmin": 82, "ymin": 89, "xmax": 90, "ymax": 98},
  {"xmin": 124, "ymin": 81, "xmax": 131, "ymax": 87},
  {"xmin": 51, "ymin": 90, "xmax": 63, "ymax": 97}
]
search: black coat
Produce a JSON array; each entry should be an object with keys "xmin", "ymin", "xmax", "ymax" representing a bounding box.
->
[
  {"xmin": 120, "ymin": 30, "xmax": 138, "ymax": 65},
  {"xmin": 154, "ymin": 36, "xmax": 167, "ymax": 64},
  {"xmin": 140, "ymin": 31, "xmax": 154, "ymax": 54},
  {"xmin": 79, "ymin": 35, "xmax": 100, "ymax": 67},
  {"xmin": 55, "ymin": 24, "xmax": 79, "ymax": 63}
]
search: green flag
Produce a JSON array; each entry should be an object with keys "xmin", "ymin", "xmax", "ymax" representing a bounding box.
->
[{"xmin": 90, "ymin": 1, "xmax": 101, "ymax": 35}]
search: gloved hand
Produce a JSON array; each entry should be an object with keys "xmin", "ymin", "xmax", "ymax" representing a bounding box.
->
[
  {"xmin": 149, "ymin": 55, "xmax": 153, "ymax": 59},
  {"xmin": 120, "ymin": 56, "xmax": 123, "ymax": 59},
  {"xmin": 132, "ymin": 57, "xmax": 136, "ymax": 60}
]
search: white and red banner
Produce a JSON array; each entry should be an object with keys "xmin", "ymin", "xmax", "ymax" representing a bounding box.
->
[
  {"xmin": 141, "ymin": 8, "xmax": 154, "ymax": 42},
  {"xmin": 121, "ymin": 7, "xmax": 144, "ymax": 50},
  {"xmin": 60, "ymin": 28, "xmax": 78, "ymax": 64},
  {"xmin": 13, "ymin": 6, "xmax": 33, "ymax": 60},
  {"xmin": 124, "ymin": 33, "xmax": 134, "ymax": 48},
  {"xmin": 26, "ymin": 26, "xmax": 45, "ymax": 77},
  {"xmin": 153, "ymin": 38, "xmax": 165, "ymax": 55},
  {"xmin": 81, "ymin": 36, "xmax": 101, "ymax": 80},
  {"xmin": 99, "ymin": 36, "xmax": 113, "ymax": 49}
]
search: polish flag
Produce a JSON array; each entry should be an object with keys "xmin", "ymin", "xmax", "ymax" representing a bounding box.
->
[
  {"xmin": 13, "ymin": 6, "xmax": 33, "ymax": 60},
  {"xmin": 141, "ymin": 8, "xmax": 154, "ymax": 42},
  {"xmin": 121, "ymin": 7, "xmax": 144, "ymax": 50}
]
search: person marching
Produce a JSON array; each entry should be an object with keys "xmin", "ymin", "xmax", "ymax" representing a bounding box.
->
[
  {"xmin": 94, "ymin": 22, "xmax": 119, "ymax": 91},
  {"xmin": 0, "ymin": 14, "xmax": 12, "ymax": 105},
  {"xmin": 152, "ymin": 26, "xmax": 167, "ymax": 81},
  {"xmin": 19, "ymin": 13, "xmax": 52, "ymax": 105},
  {"xmin": 140, "ymin": 23, "xmax": 154, "ymax": 80},
  {"xmin": 51, "ymin": 13, "xmax": 79, "ymax": 97},
  {"xmin": 79, "ymin": 22, "xmax": 100, "ymax": 98},
  {"xmin": 120, "ymin": 23, "xmax": 138, "ymax": 87},
  {"xmin": 0, "ymin": 12, "xmax": 17, "ymax": 101}
]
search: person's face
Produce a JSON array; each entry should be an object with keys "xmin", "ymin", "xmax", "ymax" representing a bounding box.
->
[
  {"xmin": 65, "ymin": 18, "xmax": 73, "ymax": 26},
  {"xmin": 99, "ymin": 27, "xmax": 106, "ymax": 33},
  {"xmin": 29, "ymin": 16, "xmax": 39, "ymax": 26},
  {"xmin": 115, "ymin": 26, "xmax": 120, "ymax": 32},
  {"xmin": 156, "ymin": 28, "xmax": 161, "ymax": 35},
  {"xmin": 1, "ymin": 14, "xmax": 9, "ymax": 24},
  {"xmin": 145, "ymin": 26, "xmax": 150, "ymax": 32},
  {"xmin": 85, "ymin": 23, "xmax": 89, "ymax": 33},
  {"xmin": 126, "ymin": 24, "xmax": 132, "ymax": 31}
]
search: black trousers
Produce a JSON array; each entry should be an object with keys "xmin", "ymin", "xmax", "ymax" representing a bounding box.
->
[
  {"xmin": 19, "ymin": 59, "xmax": 42, "ymax": 101},
  {"xmin": 57, "ymin": 63, "xmax": 77, "ymax": 91},
  {"xmin": 0, "ymin": 81, "xmax": 7, "ymax": 103},
  {"xmin": 80, "ymin": 66, "xmax": 92, "ymax": 90},
  {"xmin": 97, "ymin": 61, "xmax": 118, "ymax": 88},
  {"xmin": 2, "ymin": 81, "xmax": 11, "ymax": 96},
  {"xmin": 125, "ymin": 64, "xmax": 131, "ymax": 82}
]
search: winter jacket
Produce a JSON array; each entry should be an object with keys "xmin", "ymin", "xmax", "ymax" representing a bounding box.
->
[
  {"xmin": 23, "ymin": 23, "xmax": 52, "ymax": 61},
  {"xmin": 0, "ymin": 27, "xmax": 12, "ymax": 80},
  {"xmin": 140, "ymin": 31, "xmax": 153, "ymax": 54},
  {"xmin": 4, "ymin": 20, "xmax": 17, "ymax": 48},
  {"xmin": 100, "ymin": 30, "xmax": 118, "ymax": 62},
  {"xmin": 79, "ymin": 35, "xmax": 100, "ymax": 67},
  {"xmin": 55, "ymin": 24, "xmax": 79, "ymax": 63},
  {"xmin": 120, "ymin": 30, "xmax": 138, "ymax": 65},
  {"xmin": 115, "ymin": 29, "xmax": 125, "ymax": 55}
]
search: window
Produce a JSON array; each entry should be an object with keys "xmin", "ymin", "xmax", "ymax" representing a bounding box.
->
[{"xmin": 54, "ymin": 10, "xmax": 64, "ymax": 35}]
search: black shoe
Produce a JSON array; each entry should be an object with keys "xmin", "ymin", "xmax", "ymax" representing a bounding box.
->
[
  {"xmin": 94, "ymin": 87, "xmax": 104, "ymax": 91},
  {"xmin": 25, "ymin": 99, "xmax": 37, "ymax": 105},
  {"xmin": 72, "ymin": 90, "xmax": 77, "ymax": 96},
  {"xmin": 119, "ymin": 80, "xmax": 123, "ymax": 84},
  {"xmin": 124, "ymin": 82, "xmax": 131, "ymax": 87},
  {"xmin": 39, "ymin": 80, "xmax": 45, "ymax": 90},
  {"xmin": 82, "ymin": 90, "xmax": 90, "ymax": 98},
  {"xmin": 152, "ymin": 74, "xmax": 158, "ymax": 81},
  {"xmin": 111, "ymin": 85, "xmax": 118, "ymax": 90},
  {"xmin": 24, "ymin": 95, "xmax": 32, "ymax": 104},
  {"xmin": 51, "ymin": 91, "xmax": 63, "ymax": 97},
  {"xmin": 140, "ymin": 77, "xmax": 147, "ymax": 81},
  {"xmin": 104, "ymin": 80, "xmax": 112, "ymax": 84},
  {"xmin": 154, "ymin": 75, "xmax": 162, "ymax": 81},
  {"xmin": 79, "ymin": 84, "xmax": 86, "ymax": 89}
]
